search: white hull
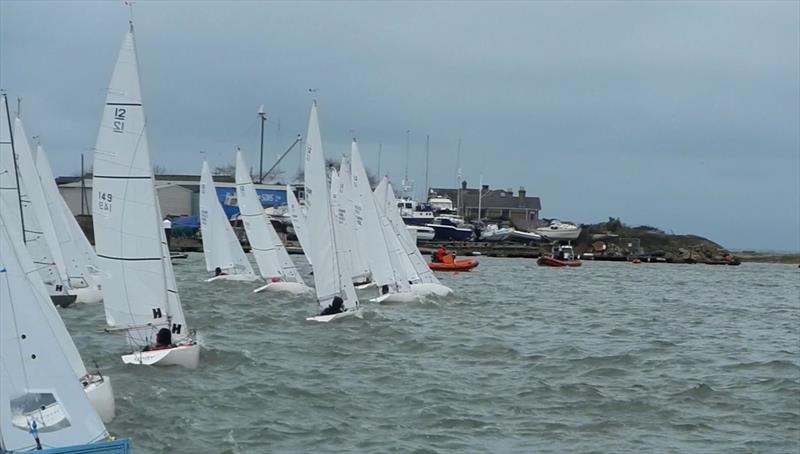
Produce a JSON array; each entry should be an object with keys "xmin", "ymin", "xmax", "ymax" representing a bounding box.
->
[
  {"xmin": 121, "ymin": 343, "xmax": 200, "ymax": 369},
  {"xmin": 84, "ymin": 375, "xmax": 115, "ymax": 423},
  {"xmin": 410, "ymin": 282, "xmax": 454, "ymax": 297},
  {"xmin": 253, "ymin": 281, "xmax": 312, "ymax": 295},
  {"xmin": 306, "ymin": 308, "xmax": 362, "ymax": 323},
  {"xmin": 508, "ymin": 230, "xmax": 544, "ymax": 242},
  {"xmin": 70, "ymin": 286, "xmax": 103, "ymax": 304},
  {"xmin": 369, "ymin": 291, "xmax": 420, "ymax": 304},
  {"xmin": 533, "ymin": 227, "xmax": 582, "ymax": 241},
  {"xmin": 206, "ymin": 273, "xmax": 260, "ymax": 283},
  {"xmin": 407, "ymin": 226, "xmax": 435, "ymax": 242}
]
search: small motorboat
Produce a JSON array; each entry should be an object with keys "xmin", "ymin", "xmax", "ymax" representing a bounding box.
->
[
  {"xmin": 480, "ymin": 224, "xmax": 513, "ymax": 242},
  {"xmin": 426, "ymin": 217, "xmax": 475, "ymax": 241},
  {"xmin": 537, "ymin": 244, "xmax": 582, "ymax": 267},
  {"xmin": 507, "ymin": 229, "xmax": 543, "ymax": 243},
  {"xmin": 407, "ymin": 225, "xmax": 435, "ymax": 242},
  {"xmin": 534, "ymin": 219, "xmax": 582, "ymax": 241},
  {"xmin": 429, "ymin": 255, "xmax": 479, "ymax": 271}
]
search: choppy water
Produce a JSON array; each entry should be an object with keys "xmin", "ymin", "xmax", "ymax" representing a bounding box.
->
[{"xmin": 62, "ymin": 255, "xmax": 799, "ymax": 453}]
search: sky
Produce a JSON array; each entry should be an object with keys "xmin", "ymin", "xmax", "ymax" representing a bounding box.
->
[{"xmin": 1, "ymin": 0, "xmax": 798, "ymax": 251}]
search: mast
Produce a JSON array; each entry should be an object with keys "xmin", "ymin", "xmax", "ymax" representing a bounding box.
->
[
  {"xmin": 80, "ymin": 153, "xmax": 86, "ymax": 214},
  {"xmin": 403, "ymin": 129, "xmax": 410, "ymax": 196},
  {"xmin": 3, "ymin": 94, "xmax": 26, "ymax": 242},
  {"xmin": 424, "ymin": 134, "xmax": 430, "ymax": 200},
  {"xmin": 258, "ymin": 105, "xmax": 266, "ymax": 183},
  {"xmin": 377, "ymin": 143, "xmax": 382, "ymax": 177},
  {"xmin": 477, "ymin": 174, "xmax": 483, "ymax": 223},
  {"xmin": 456, "ymin": 138, "xmax": 462, "ymax": 217}
]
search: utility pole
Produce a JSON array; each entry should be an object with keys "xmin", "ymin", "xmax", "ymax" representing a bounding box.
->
[
  {"xmin": 258, "ymin": 105, "xmax": 267, "ymax": 183},
  {"xmin": 424, "ymin": 134, "xmax": 430, "ymax": 199},
  {"xmin": 377, "ymin": 143, "xmax": 383, "ymax": 177}
]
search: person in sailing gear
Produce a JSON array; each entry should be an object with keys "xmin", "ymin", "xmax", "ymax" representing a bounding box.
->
[
  {"xmin": 320, "ymin": 296, "xmax": 345, "ymax": 316},
  {"xmin": 214, "ymin": 267, "xmax": 228, "ymax": 277},
  {"xmin": 381, "ymin": 284, "xmax": 390, "ymax": 295},
  {"xmin": 433, "ymin": 245, "xmax": 447, "ymax": 263},
  {"xmin": 144, "ymin": 328, "xmax": 176, "ymax": 351}
]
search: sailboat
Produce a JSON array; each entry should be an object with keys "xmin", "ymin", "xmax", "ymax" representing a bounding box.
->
[
  {"xmin": 374, "ymin": 178, "xmax": 453, "ymax": 297},
  {"xmin": 0, "ymin": 95, "xmax": 76, "ymax": 307},
  {"xmin": 285, "ymin": 184, "xmax": 313, "ymax": 267},
  {"xmin": 92, "ymin": 23, "xmax": 199, "ymax": 368},
  {"xmin": 349, "ymin": 140, "xmax": 417, "ymax": 303},
  {"xmin": 303, "ymin": 101, "xmax": 360, "ymax": 322},
  {"xmin": 234, "ymin": 150, "xmax": 310, "ymax": 294},
  {"xmin": 35, "ymin": 144, "xmax": 104, "ymax": 304},
  {"xmin": 199, "ymin": 160, "xmax": 258, "ymax": 282},
  {"xmin": 0, "ymin": 196, "xmax": 116, "ymax": 422},
  {"xmin": 0, "ymin": 214, "xmax": 129, "ymax": 452},
  {"xmin": 333, "ymin": 156, "xmax": 372, "ymax": 287}
]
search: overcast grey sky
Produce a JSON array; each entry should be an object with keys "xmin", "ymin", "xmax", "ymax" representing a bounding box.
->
[{"xmin": 1, "ymin": 1, "xmax": 798, "ymax": 251}]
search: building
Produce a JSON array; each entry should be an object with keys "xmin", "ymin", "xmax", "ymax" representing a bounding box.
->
[
  {"xmin": 429, "ymin": 182, "xmax": 542, "ymax": 230},
  {"xmin": 56, "ymin": 174, "xmax": 296, "ymax": 218}
]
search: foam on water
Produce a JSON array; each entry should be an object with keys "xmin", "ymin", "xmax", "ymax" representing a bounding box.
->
[{"xmin": 59, "ymin": 255, "xmax": 800, "ymax": 452}]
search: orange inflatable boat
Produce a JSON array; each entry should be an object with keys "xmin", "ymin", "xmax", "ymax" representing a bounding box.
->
[{"xmin": 428, "ymin": 255, "xmax": 479, "ymax": 271}]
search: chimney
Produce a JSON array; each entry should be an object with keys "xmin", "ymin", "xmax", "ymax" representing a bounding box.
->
[
  {"xmin": 481, "ymin": 184, "xmax": 489, "ymax": 193},
  {"xmin": 518, "ymin": 186, "xmax": 526, "ymax": 207},
  {"xmin": 461, "ymin": 180, "xmax": 468, "ymax": 190}
]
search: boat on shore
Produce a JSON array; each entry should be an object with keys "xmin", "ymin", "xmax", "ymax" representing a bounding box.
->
[
  {"xmin": 507, "ymin": 229, "xmax": 543, "ymax": 243},
  {"xmin": 407, "ymin": 225, "xmax": 435, "ymax": 242},
  {"xmin": 426, "ymin": 217, "xmax": 474, "ymax": 241},
  {"xmin": 538, "ymin": 244, "xmax": 582, "ymax": 267},
  {"xmin": 534, "ymin": 220, "xmax": 582, "ymax": 241},
  {"xmin": 480, "ymin": 224, "xmax": 513, "ymax": 242}
]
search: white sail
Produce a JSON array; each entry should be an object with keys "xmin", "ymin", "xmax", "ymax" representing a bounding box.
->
[
  {"xmin": 329, "ymin": 167, "xmax": 357, "ymax": 282},
  {"xmin": 234, "ymin": 151, "xmax": 304, "ymax": 284},
  {"xmin": 350, "ymin": 141, "xmax": 409, "ymax": 291},
  {"xmin": 92, "ymin": 26, "xmax": 190, "ymax": 346},
  {"xmin": 286, "ymin": 185, "xmax": 312, "ymax": 266},
  {"xmin": 0, "ymin": 111, "xmax": 70, "ymax": 298},
  {"xmin": 35, "ymin": 144, "xmax": 102, "ymax": 293},
  {"xmin": 0, "ymin": 215, "xmax": 108, "ymax": 451},
  {"xmin": 304, "ymin": 101, "xmax": 357, "ymax": 310},
  {"xmin": 199, "ymin": 160, "xmax": 256, "ymax": 279},
  {"xmin": 375, "ymin": 178, "xmax": 443, "ymax": 286},
  {"xmin": 337, "ymin": 157, "xmax": 371, "ymax": 282}
]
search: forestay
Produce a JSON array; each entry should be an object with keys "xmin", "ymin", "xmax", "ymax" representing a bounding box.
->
[
  {"xmin": 304, "ymin": 102, "xmax": 357, "ymax": 311},
  {"xmin": 0, "ymin": 215, "xmax": 108, "ymax": 451},
  {"xmin": 234, "ymin": 151, "xmax": 303, "ymax": 284},
  {"xmin": 286, "ymin": 184, "xmax": 312, "ymax": 266},
  {"xmin": 92, "ymin": 26, "xmax": 189, "ymax": 346},
  {"xmin": 199, "ymin": 160, "xmax": 256, "ymax": 278}
]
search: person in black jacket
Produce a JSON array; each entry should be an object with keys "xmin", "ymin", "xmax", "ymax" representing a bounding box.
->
[{"xmin": 320, "ymin": 296, "xmax": 345, "ymax": 316}]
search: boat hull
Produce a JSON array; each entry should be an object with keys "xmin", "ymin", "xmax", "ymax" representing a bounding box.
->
[
  {"xmin": 369, "ymin": 291, "xmax": 420, "ymax": 304},
  {"xmin": 121, "ymin": 342, "xmax": 200, "ymax": 369},
  {"xmin": 38, "ymin": 439, "xmax": 131, "ymax": 453},
  {"xmin": 206, "ymin": 273, "xmax": 260, "ymax": 282},
  {"xmin": 407, "ymin": 226, "xmax": 435, "ymax": 242},
  {"xmin": 51, "ymin": 294, "xmax": 77, "ymax": 308},
  {"xmin": 410, "ymin": 282, "xmax": 454, "ymax": 297},
  {"xmin": 84, "ymin": 374, "xmax": 115, "ymax": 423},
  {"xmin": 537, "ymin": 256, "xmax": 582, "ymax": 267},
  {"xmin": 534, "ymin": 227, "xmax": 582, "ymax": 241},
  {"xmin": 429, "ymin": 259, "xmax": 479, "ymax": 271},
  {"xmin": 507, "ymin": 230, "xmax": 543, "ymax": 242},
  {"xmin": 71, "ymin": 286, "xmax": 103, "ymax": 304},
  {"xmin": 426, "ymin": 223, "xmax": 474, "ymax": 241},
  {"xmin": 253, "ymin": 281, "xmax": 312, "ymax": 294},
  {"xmin": 306, "ymin": 307, "xmax": 362, "ymax": 323}
]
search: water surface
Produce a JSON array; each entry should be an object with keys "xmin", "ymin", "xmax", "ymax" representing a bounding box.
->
[{"xmin": 62, "ymin": 255, "xmax": 800, "ymax": 453}]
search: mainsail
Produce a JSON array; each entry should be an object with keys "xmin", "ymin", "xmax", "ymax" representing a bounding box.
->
[
  {"xmin": 199, "ymin": 160, "xmax": 256, "ymax": 278},
  {"xmin": 0, "ymin": 214, "xmax": 108, "ymax": 451},
  {"xmin": 304, "ymin": 101, "xmax": 357, "ymax": 310},
  {"xmin": 235, "ymin": 151, "xmax": 304, "ymax": 284},
  {"xmin": 92, "ymin": 25, "xmax": 190, "ymax": 346}
]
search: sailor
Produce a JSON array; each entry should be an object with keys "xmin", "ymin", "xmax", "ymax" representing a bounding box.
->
[
  {"xmin": 381, "ymin": 284, "xmax": 390, "ymax": 295},
  {"xmin": 214, "ymin": 267, "xmax": 228, "ymax": 277},
  {"xmin": 320, "ymin": 296, "xmax": 345, "ymax": 316},
  {"xmin": 144, "ymin": 328, "xmax": 175, "ymax": 351},
  {"xmin": 433, "ymin": 245, "xmax": 447, "ymax": 263}
]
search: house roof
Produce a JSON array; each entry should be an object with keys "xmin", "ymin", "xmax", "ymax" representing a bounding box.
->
[{"xmin": 429, "ymin": 187, "xmax": 541, "ymax": 210}]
